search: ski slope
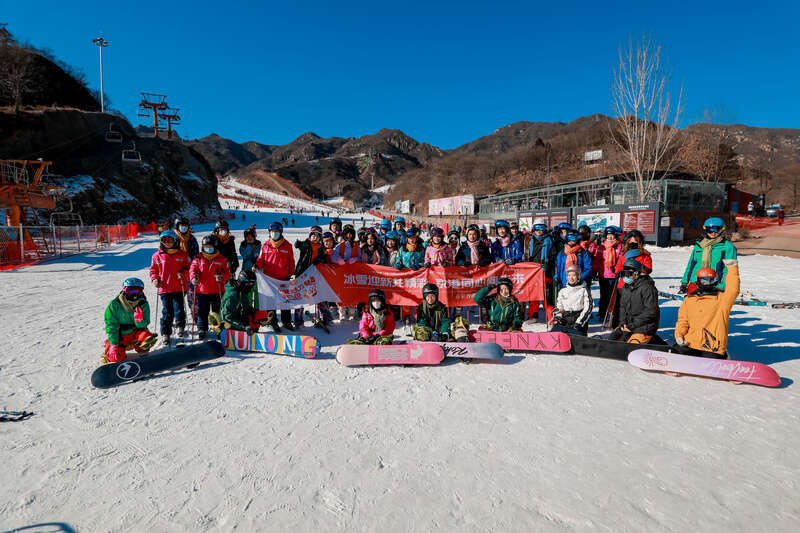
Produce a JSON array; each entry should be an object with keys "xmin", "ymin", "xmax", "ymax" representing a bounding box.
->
[
  {"xmin": 219, "ymin": 179, "xmax": 342, "ymax": 214},
  {"xmin": 1, "ymin": 209, "xmax": 799, "ymax": 532}
]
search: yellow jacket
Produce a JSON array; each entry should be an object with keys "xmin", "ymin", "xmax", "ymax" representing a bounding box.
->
[{"xmin": 675, "ymin": 264, "xmax": 740, "ymax": 354}]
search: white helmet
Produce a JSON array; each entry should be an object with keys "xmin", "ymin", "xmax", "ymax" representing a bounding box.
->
[{"xmin": 533, "ymin": 217, "xmax": 547, "ymax": 226}]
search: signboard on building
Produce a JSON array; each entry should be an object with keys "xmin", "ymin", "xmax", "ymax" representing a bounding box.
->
[
  {"xmin": 573, "ymin": 202, "xmax": 660, "ymax": 243},
  {"xmin": 428, "ymin": 195, "xmax": 475, "ymax": 216},
  {"xmin": 518, "ymin": 209, "xmax": 571, "ymax": 231},
  {"xmin": 583, "ymin": 150, "xmax": 603, "ymax": 162},
  {"xmin": 394, "ymin": 200, "xmax": 411, "ymax": 214}
]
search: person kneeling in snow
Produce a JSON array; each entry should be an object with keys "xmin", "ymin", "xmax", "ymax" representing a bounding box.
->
[
  {"xmin": 211, "ymin": 270, "xmax": 260, "ymax": 335},
  {"xmin": 413, "ymin": 283, "xmax": 458, "ymax": 341},
  {"xmin": 103, "ymin": 278, "xmax": 158, "ymax": 364},
  {"xmin": 551, "ymin": 265, "xmax": 592, "ymax": 335},
  {"xmin": 473, "ymin": 277, "xmax": 524, "ymax": 332},
  {"xmin": 346, "ymin": 289, "xmax": 395, "ymax": 345},
  {"xmin": 673, "ymin": 259, "xmax": 739, "ymax": 358},
  {"xmin": 608, "ymin": 259, "xmax": 659, "ymax": 344}
]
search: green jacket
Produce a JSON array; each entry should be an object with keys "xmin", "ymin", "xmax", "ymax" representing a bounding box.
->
[
  {"xmin": 104, "ymin": 294, "xmax": 150, "ymax": 345},
  {"xmin": 416, "ymin": 300, "xmax": 451, "ymax": 334},
  {"xmin": 221, "ymin": 281, "xmax": 256, "ymax": 331},
  {"xmin": 473, "ymin": 286, "xmax": 524, "ymax": 331},
  {"xmin": 395, "ymin": 246, "xmax": 425, "ymax": 269},
  {"xmin": 681, "ymin": 238, "xmax": 738, "ymax": 290}
]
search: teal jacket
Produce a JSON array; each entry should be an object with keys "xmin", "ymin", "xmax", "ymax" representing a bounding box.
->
[
  {"xmin": 473, "ymin": 286, "xmax": 524, "ymax": 331},
  {"xmin": 104, "ymin": 294, "xmax": 150, "ymax": 345},
  {"xmin": 416, "ymin": 300, "xmax": 452, "ymax": 334},
  {"xmin": 681, "ymin": 238, "xmax": 738, "ymax": 289},
  {"xmin": 395, "ymin": 247, "xmax": 425, "ymax": 270}
]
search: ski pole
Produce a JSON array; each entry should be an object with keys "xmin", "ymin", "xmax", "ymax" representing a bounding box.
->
[
  {"xmin": 178, "ymin": 272, "xmax": 186, "ymax": 335},
  {"xmin": 154, "ymin": 285, "xmax": 160, "ymax": 336},
  {"xmin": 191, "ymin": 282, "xmax": 198, "ymax": 341}
]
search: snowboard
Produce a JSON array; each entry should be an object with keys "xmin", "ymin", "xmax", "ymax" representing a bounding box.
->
[
  {"xmin": 658, "ymin": 291, "xmax": 683, "ymax": 301},
  {"xmin": 91, "ymin": 341, "xmax": 225, "ymax": 389},
  {"xmin": 218, "ymin": 329, "xmax": 319, "ymax": 358},
  {"xmin": 628, "ymin": 349, "xmax": 781, "ymax": 387},
  {"xmin": 567, "ymin": 333, "xmax": 725, "ymax": 361},
  {"xmin": 424, "ymin": 341, "xmax": 504, "ymax": 359},
  {"xmin": 772, "ymin": 302, "xmax": 800, "ymax": 309},
  {"xmin": 660, "ymin": 290, "xmax": 768, "ymax": 307},
  {"xmin": 336, "ymin": 343, "xmax": 444, "ymax": 366},
  {"xmin": 469, "ymin": 330, "xmax": 571, "ymax": 353}
]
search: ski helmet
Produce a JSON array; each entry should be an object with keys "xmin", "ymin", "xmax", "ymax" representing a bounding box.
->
[
  {"xmin": 322, "ymin": 231, "xmax": 335, "ymax": 242},
  {"xmin": 215, "ymin": 219, "xmax": 229, "ymax": 231},
  {"xmin": 330, "ymin": 218, "xmax": 342, "ymax": 230},
  {"xmin": 494, "ymin": 219, "xmax": 510, "ymax": 230},
  {"xmin": 565, "ymin": 231, "xmax": 580, "ymax": 244},
  {"xmin": 510, "ymin": 221, "xmax": 519, "ymax": 229},
  {"xmin": 385, "ymin": 230, "xmax": 398, "ymax": 243},
  {"xmin": 604, "ymin": 225, "xmax": 622, "ymax": 237},
  {"xmin": 533, "ymin": 218, "xmax": 548, "ymax": 232},
  {"xmin": 565, "ymin": 264, "xmax": 581, "ymax": 276},
  {"xmin": 448, "ymin": 229, "xmax": 460, "ymax": 241},
  {"xmin": 394, "ymin": 217, "xmax": 406, "ymax": 226},
  {"xmin": 342, "ymin": 224, "xmax": 355, "ymax": 237},
  {"xmin": 243, "ymin": 225, "xmax": 257, "ymax": 239},
  {"xmin": 269, "ymin": 222, "xmax": 283, "ymax": 233},
  {"xmin": 159, "ymin": 230, "xmax": 177, "ymax": 248},
  {"xmin": 430, "ymin": 227, "xmax": 444, "ymax": 238},
  {"xmin": 309, "ymin": 225, "xmax": 323, "ymax": 236},
  {"xmin": 696, "ymin": 267, "xmax": 717, "ymax": 287},
  {"xmin": 622, "ymin": 258, "xmax": 644, "ymax": 273},
  {"xmin": 557, "ymin": 222, "xmax": 573, "ymax": 230},
  {"xmin": 703, "ymin": 217, "xmax": 725, "ymax": 234},
  {"xmin": 624, "ymin": 229, "xmax": 644, "ymax": 242},
  {"xmin": 578, "ymin": 224, "xmax": 591, "ymax": 234},
  {"xmin": 368, "ymin": 288, "xmax": 386, "ymax": 305},
  {"xmin": 201, "ymin": 235, "xmax": 219, "ymax": 250},
  {"xmin": 174, "ymin": 216, "xmax": 190, "ymax": 233},
  {"xmin": 406, "ymin": 227, "xmax": 419, "ymax": 238},
  {"xmin": 237, "ymin": 269, "xmax": 256, "ymax": 285},
  {"xmin": 497, "ymin": 277, "xmax": 513, "ymax": 291},
  {"xmin": 422, "ymin": 283, "xmax": 439, "ymax": 297},
  {"xmin": 121, "ymin": 277, "xmax": 145, "ymax": 297},
  {"xmin": 380, "ymin": 219, "xmax": 392, "ymax": 230}
]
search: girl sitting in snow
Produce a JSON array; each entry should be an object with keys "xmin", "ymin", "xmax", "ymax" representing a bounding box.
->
[
  {"xmin": 551, "ymin": 265, "xmax": 592, "ymax": 335},
  {"xmin": 346, "ymin": 289, "xmax": 395, "ymax": 345}
]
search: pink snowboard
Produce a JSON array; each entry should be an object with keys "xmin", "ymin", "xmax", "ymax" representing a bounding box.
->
[
  {"xmin": 336, "ymin": 343, "xmax": 445, "ymax": 366},
  {"xmin": 469, "ymin": 330, "xmax": 571, "ymax": 353},
  {"xmin": 628, "ymin": 349, "xmax": 781, "ymax": 387}
]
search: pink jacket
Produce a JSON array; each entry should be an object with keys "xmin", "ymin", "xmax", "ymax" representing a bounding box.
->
[
  {"xmin": 597, "ymin": 242, "xmax": 624, "ymax": 279},
  {"xmin": 149, "ymin": 249, "xmax": 190, "ymax": 294},
  {"xmin": 255, "ymin": 238, "xmax": 295, "ymax": 280},
  {"xmin": 424, "ymin": 243, "xmax": 454, "ymax": 266},
  {"xmin": 359, "ymin": 309, "xmax": 396, "ymax": 337},
  {"xmin": 189, "ymin": 253, "xmax": 231, "ymax": 295}
]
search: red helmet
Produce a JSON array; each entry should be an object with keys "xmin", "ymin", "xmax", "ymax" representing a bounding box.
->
[{"xmin": 696, "ymin": 267, "xmax": 717, "ymax": 286}]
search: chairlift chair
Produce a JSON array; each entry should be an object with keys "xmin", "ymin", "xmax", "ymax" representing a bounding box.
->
[
  {"xmin": 121, "ymin": 142, "xmax": 141, "ymax": 164},
  {"xmin": 105, "ymin": 123, "xmax": 123, "ymax": 143}
]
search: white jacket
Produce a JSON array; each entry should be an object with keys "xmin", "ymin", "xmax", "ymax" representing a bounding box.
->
[{"xmin": 555, "ymin": 282, "xmax": 592, "ymax": 326}]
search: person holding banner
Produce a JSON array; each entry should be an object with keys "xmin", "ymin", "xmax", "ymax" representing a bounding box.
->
[
  {"xmin": 254, "ymin": 222, "xmax": 296, "ymax": 332},
  {"xmin": 359, "ymin": 229, "xmax": 386, "ymax": 265},
  {"xmin": 526, "ymin": 218, "xmax": 557, "ymax": 319},
  {"xmin": 473, "ymin": 278, "xmax": 524, "ymax": 332},
  {"xmin": 346, "ymin": 289, "xmax": 395, "ymax": 345},
  {"xmin": 395, "ymin": 227, "xmax": 425, "ymax": 270},
  {"xmin": 491, "ymin": 220, "xmax": 523, "ymax": 264}
]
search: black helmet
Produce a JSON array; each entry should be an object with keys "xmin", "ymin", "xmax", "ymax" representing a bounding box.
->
[
  {"xmin": 330, "ymin": 218, "xmax": 342, "ymax": 229},
  {"xmin": 622, "ymin": 259, "xmax": 644, "ymax": 273},
  {"xmin": 174, "ymin": 215, "xmax": 189, "ymax": 227},
  {"xmin": 243, "ymin": 225, "xmax": 257, "ymax": 239},
  {"xmin": 343, "ymin": 224, "xmax": 355, "ymax": 236},
  {"xmin": 624, "ymin": 229, "xmax": 644, "ymax": 242},
  {"xmin": 201, "ymin": 235, "xmax": 218, "ymax": 249},
  {"xmin": 422, "ymin": 283, "xmax": 439, "ymax": 297},
  {"xmin": 368, "ymin": 288, "xmax": 386, "ymax": 305},
  {"xmin": 215, "ymin": 219, "xmax": 229, "ymax": 231},
  {"xmin": 497, "ymin": 277, "xmax": 513, "ymax": 291}
]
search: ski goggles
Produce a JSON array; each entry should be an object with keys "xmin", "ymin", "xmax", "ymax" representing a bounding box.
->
[
  {"xmin": 621, "ymin": 268, "xmax": 639, "ymax": 278},
  {"xmin": 430, "ymin": 228, "xmax": 444, "ymax": 237},
  {"xmin": 160, "ymin": 236, "xmax": 176, "ymax": 245},
  {"xmin": 533, "ymin": 224, "xmax": 547, "ymax": 232},
  {"xmin": 122, "ymin": 286, "xmax": 143, "ymax": 296},
  {"xmin": 704, "ymin": 225, "xmax": 722, "ymax": 233},
  {"xmin": 697, "ymin": 276, "xmax": 716, "ymax": 287}
]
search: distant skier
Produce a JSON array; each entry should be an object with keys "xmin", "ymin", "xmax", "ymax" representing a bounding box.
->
[
  {"xmin": 346, "ymin": 289, "xmax": 395, "ymax": 345},
  {"xmin": 679, "ymin": 217, "xmax": 737, "ymax": 293},
  {"xmin": 551, "ymin": 265, "xmax": 592, "ymax": 335},
  {"xmin": 674, "ymin": 258, "xmax": 740, "ymax": 357},
  {"xmin": 190, "ymin": 235, "xmax": 232, "ymax": 339},
  {"xmin": 213, "ymin": 219, "xmax": 239, "ymax": 277},
  {"xmin": 149, "ymin": 231, "xmax": 190, "ymax": 345},
  {"xmin": 102, "ymin": 278, "xmax": 157, "ymax": 363},
  {"xmin": 473, "ymin": 277, "xmax": 524, "ymax": 332},
  {"xmin": 608, "ymin": 259, "xmax": 659, "ymax": 344}
]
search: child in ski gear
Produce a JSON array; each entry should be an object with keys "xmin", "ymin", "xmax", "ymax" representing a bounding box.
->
[
  {"xmin": 393, "ymin": 217, "xmax": 408, "ymax": 246},
  {"xmin": 680, "ymin": 217, "xmax": 738, "ymax": 293},
  {"xmin": 491, "ymin": 220, "xmax": 523, "ymax": 264},
  {"xmin": 526, "ymin": 218, "xmax": 555, "ymax": 269},
  {"xmin": 346, "ymin": 289, "xmax": 395, "ymax": 345},
  {"xmin": 360, "ymin": 229, "xmax": 386, "ymax": 265},
  {"xmin": 674, "ymin": 259, "xmax": 740, "ymax": 356},
  {"xmin": 577, "ymin": 224, "xmax": 600, "ymax": 276},
  {"xmin": 379, "ymin": 219, "xmax": 392, "ymax": 243},
  {"xmin": 553, "ymin": 222, "xmax": 573, "ymax": 249},
  {"xmin": 509, "ymin": 221, "xmax": 523, "ymax": 247},
  {"xmin": 456, "ymin": 224, "xmax": 492, "ymax": 267},
  {"xmin": 255, "ymin": 222, "xmax": 295, "ymax": 331},
  {"xmin": 217, "ymin": 269, "xmax": 260, "ymax": 334},
  {"xmin": 608, "ymin": 259, "xmax": 659, "ymax": 344},
  {"xmin": 149, "ymin": 231, "xmax": 190, "ymax": 345},
  {"xmin": 447, "ymin": 230, "xmax": 461, "ymax": 254},
  {"xmin": 473, "ymin": 277, "xmax": 524, "ymax": 332},
  {"xmin": 395, "ymin": 227, "xmax": 425, "ymax": 270},
  {"xmin": 413, "ymin": 283, "xmax": 453, "ymax": 341},
  {"xmin": 552, "ymin": 265, "xmax": 592, "ymax": 335},
  {"xmin": 239, "ymin": 225, "xmax": 261, "ymax": 273},
  {"xmin": 424, "ymin": 227, "xmax": 454, "ymax": 267},
  {"xmin": 190, "ymin": 235, "xmax": 231, "ymax": 338},
  {"xmin": 384, "ymin": 231, "xmax": 401, "ymax": 267},
  {"xmin": 597, "ymin": 225, "xmax": 624, "ymax": 320},
  {"xmin": 332, "ymin": 224, "xmax": 360, "ymax": 264},
  {"xmin": 173, "ymin": 216, "xmax": 199, "ymax": 260},
  {"xmin": 329, "ymin": 218, "xmax": 343, "ymax": 236},
  {"xmin": 295, "ymin": 226, "xmax": 325, "ymax": 274},
  {"xmin": 614, "ymin": 229, "xmax": 652, "ymax": 279},
  {"xmin": 554, "ymin": 230, "xmax": 593, "ymax": 289},
  {"xmin": 213, "ymin": 219, "xmax": 239, "ymax": 277},
  {"xmin": 103, "ymin": 278, "xmax": 157, "ymax": 363}
]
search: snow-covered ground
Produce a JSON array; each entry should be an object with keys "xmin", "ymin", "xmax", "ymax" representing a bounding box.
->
[
  {"xmin": 1, "ymin": 209, "xmax": 799, "ymax": 532},
  {"xmin": 219, "ymin": 179, "xmax": 340, "ymax": 214}
]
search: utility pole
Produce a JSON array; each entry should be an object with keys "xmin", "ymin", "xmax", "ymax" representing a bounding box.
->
[{"xmin": 92, "ymin": 37, "xmax": 109, "ymax": 112}]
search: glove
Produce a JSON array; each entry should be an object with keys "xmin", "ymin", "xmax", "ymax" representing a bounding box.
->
[
  {"xmin": 504, "ymin": 258, "xmax": 513, "ymax": 265},
  {"xmin": 423, "ymin": 262, "xmax": 431, "ymax": 269},
  {"xmin": 215, "ymin": 275, "xmax": 223, "ymax": 282},
  {"xmin": 722, "ymin": 259, "xmax": 738, "ymax": 267},
  {"xmin": 675, "ymin": 336, "xmax": 688, "ymax": 346},
  {"xmin": 432, "ymin": 332, "xmax": 441, "ymax": 341},
  {"xmin": 133, "ymin": 306, "xmax": 144, "ymax": 322},
  {"xmin": 440, "ymin": 332, "xmax": 450, "ymax": 342},
  {"xmin": 678, "ymin": 283, "xmax": 688, "ymax": 294},
  {"xmin": 152, "ymin": 279, "xmax": 161, "ymax": 288},
  {"xmin": 245, "ymin": 326, "xmax": 255, "ymax": 336},
  {"xmin": 108, "ymin": 344, "xmax": 126, "ymax": 363}
]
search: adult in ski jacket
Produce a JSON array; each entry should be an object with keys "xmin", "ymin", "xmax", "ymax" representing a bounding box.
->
[
  {"xmin": 455, "ymin": 225, "xmax": 492, "ymax": 267},
  {"xmin": 255, "ymin": 226, "xmax": 295, "ymax": 280},
  {"xmin": 213, "ymin": 219, "xmax": 239, "ymax": 276},
  {"xmin": 609, "ymin": 259, "xmax": 660, "ymax": 343},
  {"xmin": 395, "ymin": 228, "xmax": 425, "ymax": 269},
  {"xmin": 680, "ymin": 217, "xmax": 738, "ymax": 292},
  {"xmin": 491, "ymin": 220, "xmax": 523, "ymax": 264},
  {"xmin": 674, "ymin": 259, "xmax": 740, "ymax": 356},
  {"xmin": 597, "ymin": 225, "xmax": 624, "ymax": 319},
  {"xmin": 527, "ymin": 218, "xmax": 555, "ymax": 273},
  {"xmin": 554, "ymin": 231, "xmax": 593, "ymax": 289},
  {"xmin": 103, "ymin": 278, "xmax": 156, "ymax": 362},
  {"xmin": 473, "ymin": 278, "xmax": 524, "ymax": 332},
  {"xmin": 239, "ymin": 225, "xmax": 261, "ymax": 274},
  {"xmin": 413, "ymin": 283, "xmax": 452, "ymax": 341}
]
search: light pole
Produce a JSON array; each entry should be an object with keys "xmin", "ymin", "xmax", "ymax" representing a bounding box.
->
[{"xmin": 92, "ymin": 37, "xmax": 109, "ymax": 112}]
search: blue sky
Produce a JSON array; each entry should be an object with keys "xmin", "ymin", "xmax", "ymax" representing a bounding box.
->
[{"xmin": 3, "ymin": 1, "xmax": 798, "ymax": 148}]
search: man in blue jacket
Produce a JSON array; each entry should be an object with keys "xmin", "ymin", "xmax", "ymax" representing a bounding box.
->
[
  {"xmin": 554, "ymin": 230, "xmax": 593, "ymax": 289},
  {"xmin": 491, "ymin": 220, "xmax": 523, "ymax": 264}
]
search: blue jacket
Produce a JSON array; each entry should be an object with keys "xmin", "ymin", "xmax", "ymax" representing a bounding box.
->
[
  {"xmin": 491, "ymin": 238, "xmax": 523, "ymax": 263},
  {"xmin": 395, "ymin": 246, "xmax": 425, "ymax": 270},
  {"xmin": 395, "ymin": 229, "xmax": 408, "ymax": 246},
  {"xmin": 554, "ymin": 249, "xmax": 593, "ymax": 289},
  {"xmin": 528, "ymin": 234, "xmax": 553, "ymax": 266},
  {"xmin": 239, "ymin": 240, "xmax": 261, "ymax": 273}
]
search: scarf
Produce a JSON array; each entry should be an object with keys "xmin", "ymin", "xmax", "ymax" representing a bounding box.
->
[
  {"xmin": 603, "ymin": 240, "xmax": 618, "ymax": 270},
  {"xmin": 563, "ymin": 243, "xmax": 581, "ymax": 266},
  {"xmin": 216, "ymin": 232, "xmax": 231, "ymax": 245},
  {"xmin": 497, "ymin": 235, "xmax": 511, "ymax": 248},
  {"xmin": 176, "ymin": 231, "xmax": 192, "ymax": 252},
  {"xmin": 699, "ymin": 235, "xmax": 724, "ymax": 268},
  {"xmin": 117, "ymin": 293, "xmax": 138, "ymax": 313},
  {"xmin": 467, "ymin": 240, "xmax": 481, "ymax": 265},
  {"xmin": 310, "ymin": 241, "xmax": 322, "ymax": 258},
  {"xmin": 202, "ymin": 251, "xmax": 219, "ymax": 261},
  {"xmin": 370, "ymin": 307, "xmax": 386, "ymax": 332},
  {"xmin": 268, "ymin": 237, "xmax": 286, "ymax": 249},
  {"xmin": 405, "ymin": 241, "xmax": 418, "ymax": 252},
  {"xmin": 495, "ymin": 293, "xmax": 514, "ymax": 307}
]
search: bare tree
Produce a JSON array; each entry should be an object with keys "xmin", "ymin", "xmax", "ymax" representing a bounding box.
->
[
  {"xmin": 0, "ymin": 45, "xmax": 35, "ymax": 112},
  {"xmin": 610, "ymin": 35, "xmax": 684, "ymax": 201}
]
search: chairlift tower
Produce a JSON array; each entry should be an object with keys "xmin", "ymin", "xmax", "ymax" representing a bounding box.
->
[
  {"xmin": 137, "ymin": 92, "xmax": 168, "ymax": 137},
  {"xmin": 157, "ymin": 107, "xmax": 181, "ymax": 140}
]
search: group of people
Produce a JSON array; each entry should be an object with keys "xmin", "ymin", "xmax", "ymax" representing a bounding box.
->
[{"xmin": 102, "ymin": 213, "xmax": 740, "ymax": 363}]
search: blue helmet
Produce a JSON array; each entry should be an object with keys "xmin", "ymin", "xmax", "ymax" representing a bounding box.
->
[
  {"xmin": 703, "ymin": 217, "xmax": 725, "ymax": 232},
  {"xmin": 269, "ymin": 222, "xmax": 283, "ymax": 233},
  {"xmin": 380, "ymin": 219, "xmax": 392, "ymax": 230},
  {"xmin": 385, "ymin": 230, "xmax": 399, "ymax": 242},
  {"xmin": 604, "ymin": 225, "xmax": 622, "ymax": 235},
  {"xmin": 406, "ymin": 227, "xmax": 419, "ymax": 237},
  {"xmin": 394, "ymin": 217, "xmax": 406, "ymax": 226},
  {"xmin": 557, "ymin": 222, "xmax": 573, "ymax": 230},
  {"xmin": 494, "ymin": 219, "xmax": 510, "ymax": 229},
  {"xmin": 122, "ymin": 277, "xmax": 145, "ymax": 289}
]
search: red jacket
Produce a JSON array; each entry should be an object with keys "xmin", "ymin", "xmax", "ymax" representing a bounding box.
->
[
  {"xmin": 255, "ymin": 238, "xmax": 295, "ymax": 280},
  {"xmin": 189, "ymin": 253, "xmax": 231, "ymax": 295},
  {"xmin": 359, "ymin": 309, "xmax": 395, "ymax": 337},
  {"xmin": 149, "ymin": 249, "xmax": 190, "ymax": 294}
]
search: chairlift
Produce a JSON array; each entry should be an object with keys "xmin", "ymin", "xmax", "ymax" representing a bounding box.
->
[
  {"xmin": 105, "ymin": 123, "xmax": 123, "ymax": 143},
  {"xmin": 121, "ymin": 142, "xmax": 141, "ymax": 164}
]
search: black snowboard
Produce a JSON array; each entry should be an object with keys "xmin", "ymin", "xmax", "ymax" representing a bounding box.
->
[
  {"xmin": 567, "ymin": 333, "xmax": 726, "ymax": 361},
  {"xmin": 91, "ymin": 341, "xmax": 226, "ymax": 389}
]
